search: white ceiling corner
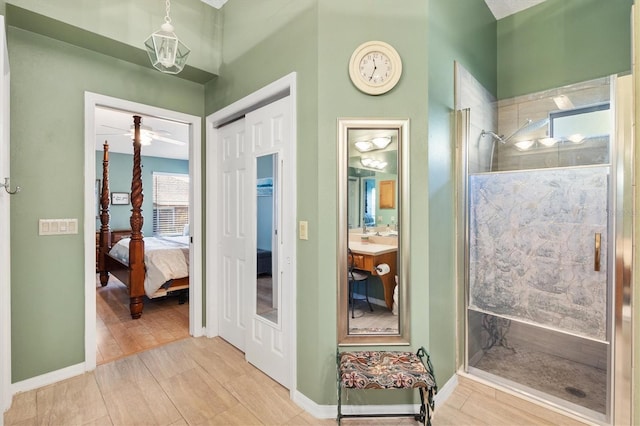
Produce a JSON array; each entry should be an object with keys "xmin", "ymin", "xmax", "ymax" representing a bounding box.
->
[
  {"xmin": 200, "ymin": 0, "xmax": 228, "ymax": 9},
  {"xmin": 484, "ymin": 0, "xmax": 548, "ymax": 20}
]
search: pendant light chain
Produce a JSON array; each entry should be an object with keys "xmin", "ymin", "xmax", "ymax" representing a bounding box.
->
[{"xmin": 164, "ymin": 0, "xmax": 172, "ymax": 25}]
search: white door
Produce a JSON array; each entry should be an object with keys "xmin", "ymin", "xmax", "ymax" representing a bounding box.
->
[
  {"xmin": 244, "ymin": 96, "xmax": 291, "ymax": 388},
  {"xmin": 217, "ymin": 118, "xmax": 249, "ymax": 351},
  {"xmin": 0, "ymin": 15, "xmax": 11, "ymax": 417},
  {"xmin": 214, "ymin": 96, "xmax": 293, "ymax": 388}
]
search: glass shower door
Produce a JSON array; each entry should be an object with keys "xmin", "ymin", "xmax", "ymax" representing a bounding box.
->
[
  {"xmin": 467, "ymin": 166, "xmax": 609, "ymax": 415},
  {"xmin": 461, "ymin": 75, "xmax": 617, "ymax": 424}
]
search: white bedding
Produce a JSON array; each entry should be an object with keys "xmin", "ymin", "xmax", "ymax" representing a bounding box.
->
[{"xmin": 109, "ymin": 236, "xmax": 189, "ymax": 297}]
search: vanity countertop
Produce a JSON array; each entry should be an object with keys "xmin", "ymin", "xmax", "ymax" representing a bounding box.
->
[{"xmin": 349, "ymin": 241, "xmax": 398, "ymax": 256}]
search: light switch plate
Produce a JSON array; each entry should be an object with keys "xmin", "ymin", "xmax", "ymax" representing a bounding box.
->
[
  {"xmin": 39, "ymin": 218, "xmax": 78, "ymax": 235},
  {"xmin": 299, "ymin": 221, "xmax": 308, "ymax": 240}
]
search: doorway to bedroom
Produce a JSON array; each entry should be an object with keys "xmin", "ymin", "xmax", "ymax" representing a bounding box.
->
[{"xmin": 84, "ymin": 93, "xmax": 203, "ymax": 371}]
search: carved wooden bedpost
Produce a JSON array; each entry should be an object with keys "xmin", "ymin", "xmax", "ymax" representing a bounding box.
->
[
  {"xmin": 129, "ymin": 115, "xmax": 145, "ymax": 319},
  {"xmin": 98, "ymin": 141, "xmax": 112, "ymax": 286}
]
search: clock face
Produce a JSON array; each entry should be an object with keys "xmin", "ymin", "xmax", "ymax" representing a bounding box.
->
[
  {"xmin": 358, "ymin": 51, "xmax": 393, "ymax": 86},
  {"xmin": 349, "ymin": 41, "xmax": 402, "ymax": 95}
]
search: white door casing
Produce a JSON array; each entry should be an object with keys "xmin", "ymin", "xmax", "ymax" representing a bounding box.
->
[
  {"xmin": 84, "ymin": 93, "xmax": 203, "ymax": 372},
  {"xmin": 0, "ymin": 15, "xmax": 11, "ymax": 418},
  {"xmin": 206, "ymin": 73, "xmax": 297, "ymax": 393},
  {"xmin": 217, "ymin": 118, "xmax": 249, "ymax": 350}
]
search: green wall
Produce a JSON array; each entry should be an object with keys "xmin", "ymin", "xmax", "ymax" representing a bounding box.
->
[
  {"xmin": 317, "ymin": 0, "xmax": 430, "ymax": 405},
  {"xmin": 95, "ymin": 152, "xmax": 188, "ymax": 236},
  {"xmin": 497, "ymin": 0, "xmax": 633, "ymax": 99},
  {"xmin": 427, "ymin": 0, "xmax": 497, "ymax": 382},
  {"xmin": 9, "ymin": 26, "xmax": 203, "ymax": 382},
  {"xmin": 208, "ymin": 0, "xmax": 432, "ymax": 405}
]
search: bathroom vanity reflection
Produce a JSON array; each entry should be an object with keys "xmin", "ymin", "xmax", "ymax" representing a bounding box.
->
[{"xmin": 337, "ymin": 118, "xmax": 410, "ymax": 345}]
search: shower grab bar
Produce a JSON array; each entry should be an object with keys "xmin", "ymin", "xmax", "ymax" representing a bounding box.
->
[{"xmin": 594, "ymin": 233, "xmax": 601, "ymax": 272}]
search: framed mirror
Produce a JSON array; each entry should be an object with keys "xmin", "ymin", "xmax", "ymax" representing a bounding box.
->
[{"xmin": 337, "ymin": 118, "xmax": 410, "ymax": 345}]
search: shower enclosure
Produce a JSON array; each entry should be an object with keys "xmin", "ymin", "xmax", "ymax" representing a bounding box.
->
[{"xmin": 455, "ymin": 64, "xmax": 632, "ymax": 425}]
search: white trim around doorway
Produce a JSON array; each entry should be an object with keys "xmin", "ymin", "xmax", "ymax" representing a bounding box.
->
[{"xmin": 83, "ymin": 92, "xmax": 203, "ymax": 372}]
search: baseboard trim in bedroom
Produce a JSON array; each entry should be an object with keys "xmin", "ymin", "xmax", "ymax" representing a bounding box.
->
[
  {"xmin": 292, "ymin": 374, "xmax": 457, "ymax": 419},
  {"xmin": 11, "ymin": 362, "xmax": 85, "ymax": 396}
]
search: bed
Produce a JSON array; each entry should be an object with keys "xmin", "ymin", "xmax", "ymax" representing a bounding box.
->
[{"xmin": 96, "ymin": 115, "xmax": 189, "ymax": 319}]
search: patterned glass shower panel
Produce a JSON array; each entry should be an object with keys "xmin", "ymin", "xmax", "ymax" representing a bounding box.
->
[{"xmin": 469, "ymin": 166, "xmax": 609, "ymax": 341}]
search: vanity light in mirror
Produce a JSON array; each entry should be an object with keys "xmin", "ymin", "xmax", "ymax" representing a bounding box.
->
[
  {"xmin": 337, "ymin": 118, "xmax": 410, "ymax": 345},
  {"xmin": 355, "ymin": 140, "xmax": 374, "ymax": 152},
  {"xmin": 371, "ymin": 136, "xmax": 392, "ymax": 149},
  {"xmin": 360, "ymin": 158, "xmax": 387, "ymax": 170}
]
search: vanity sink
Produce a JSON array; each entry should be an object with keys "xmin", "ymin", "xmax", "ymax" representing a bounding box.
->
[{"xmin": 378, "ymin": 231, "xmax": 398, "ymax": 237}]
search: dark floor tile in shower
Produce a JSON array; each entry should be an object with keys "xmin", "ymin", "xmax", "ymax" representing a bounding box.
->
[{"xmin": 473, "ymin": 343, "xmax": 606, "ymax": 414}]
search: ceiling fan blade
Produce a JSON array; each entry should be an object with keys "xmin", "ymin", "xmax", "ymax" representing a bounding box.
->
[
  {"xmin": 99, "ymin": 124, "xmax": 129, "ymax": 133},
  {"xmin": 151, "ymin": 134, "xmax": 187, "ymax": 146},
  {"xmin": 152, "ymin": 129, "xmax": 172, "ymax": 136}
]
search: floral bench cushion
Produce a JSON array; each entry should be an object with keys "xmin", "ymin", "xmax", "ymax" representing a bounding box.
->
[{"xmin": 339, "ymin": 350, "xmax": 437, "ymax": 390}]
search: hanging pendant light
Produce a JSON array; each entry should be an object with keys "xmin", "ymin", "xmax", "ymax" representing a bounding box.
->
[{"xmin": 144, "ymin": 0, "xmax": 190, "ymax": 74}]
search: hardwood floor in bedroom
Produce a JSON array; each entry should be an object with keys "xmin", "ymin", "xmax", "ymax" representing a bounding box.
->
[{"xmin": 96, "ymin": 274, "xmax": 189, "ymax": 365}]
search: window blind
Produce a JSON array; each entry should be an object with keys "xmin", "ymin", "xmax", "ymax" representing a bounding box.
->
[{"xmin": 152, "ymin": 172, "xmax": 189, "ymax": 236}]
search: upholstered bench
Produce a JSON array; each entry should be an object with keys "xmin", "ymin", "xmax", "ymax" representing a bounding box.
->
[{"xmin": 337, "ymin": 347, "xmax": 437, "ymax": 425}]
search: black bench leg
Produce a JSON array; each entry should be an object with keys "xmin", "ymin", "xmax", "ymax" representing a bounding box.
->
[
  {"xmin": 337, "ymin": 386, "xmax": 342, "ymax": 425},
  {"xmin": 414, "ymin": 387, "xmax": 431, "ymax": 426}
]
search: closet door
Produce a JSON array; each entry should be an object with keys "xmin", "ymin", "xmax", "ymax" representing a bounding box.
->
[
  {"xmin": 244, "ymin": 96, "xmax": 291, "ymax": 388},
  {"xmin": 217, "ymin": 118, "xmax": 249, "ymax": 351}
]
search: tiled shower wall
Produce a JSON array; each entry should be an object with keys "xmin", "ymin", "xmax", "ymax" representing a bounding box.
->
[
  {"xmin": 454, "ymin": 62, "xmax": 497, "ymax": 173},
  {"xmin": 494, "ymin": 77, "xmax": 610, "ymax": 171}
]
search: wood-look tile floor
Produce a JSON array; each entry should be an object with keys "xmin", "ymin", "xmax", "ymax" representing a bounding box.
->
[
  {"xmin": 4, "ymin": 336, "xmax": 591, "ymax": 426},
  {"xmin": 348, "ymin": 304, "xmax": 398, "ymax": 334},
  {"xmin": 96, "ymin": 274, "xmax": 190, "ymax": 365}
]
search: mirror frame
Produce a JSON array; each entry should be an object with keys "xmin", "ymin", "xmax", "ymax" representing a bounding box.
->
[{"xmin": 337, "ymin": 117, "xmax": 410, "ymax": 345}]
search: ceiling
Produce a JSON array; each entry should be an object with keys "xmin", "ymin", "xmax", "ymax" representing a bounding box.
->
[
  {"xmin": 484, "ymin": 0, "xmax": 547, "ymax": 19},
  {"xmin": 94, "ymin": 107, "xmax": 190, "ymax": 161}
]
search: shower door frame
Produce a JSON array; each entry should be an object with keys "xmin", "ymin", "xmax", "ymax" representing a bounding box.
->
[{"xmin": 455, "ymin": 75, "xmax": 633, "ymax": 426}]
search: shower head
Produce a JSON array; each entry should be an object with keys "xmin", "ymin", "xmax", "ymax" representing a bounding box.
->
[
  {"xmin": 481, "ymin": 118, "xmax": 550, "ymax": 146},
  {"xmin": 502, "ymin": 118, "xmax": 549, "ymax": 144},
  {"xmin": 480, "ymin": 130, "xmax": 505, "ymax": 143}
]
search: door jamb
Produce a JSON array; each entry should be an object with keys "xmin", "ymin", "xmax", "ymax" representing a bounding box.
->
[{"xmin": 0, "ymin": 15, "xmax": 11, "ymax": 417}]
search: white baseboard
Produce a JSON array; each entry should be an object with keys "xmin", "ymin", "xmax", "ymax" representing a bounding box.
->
[
  {"xmin": 11, "ymin": 362, "xmax": 85, "ymax": 395},
  {"xmin": 433, "ymin": 373, "xmax": 457, "ymax": 406},
  {"xmin": 293, "ymin": 390, "xmax": 337, "ymax": 419},
  {"xmin": 292, "ymin": 373, "xmax": 458, "ymax": 419},
  {"xmin": 192, "ymin": 326, "xmax": 206, "ymax": 338}
]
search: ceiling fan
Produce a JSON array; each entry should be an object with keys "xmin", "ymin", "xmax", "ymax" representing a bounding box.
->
[{"xmin": 98, "ymin": 124, "xmax": 186, "ymax": 146}]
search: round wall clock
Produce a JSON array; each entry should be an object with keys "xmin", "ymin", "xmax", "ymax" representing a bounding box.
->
[{"xmin": 348, "ymin": 41, "xmax": 402, "ymax": 95}]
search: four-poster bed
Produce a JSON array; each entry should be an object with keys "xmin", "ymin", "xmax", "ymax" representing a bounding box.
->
[{"xmin": 97, "ymin": 115, "xmax": 189, "ymax": 319}]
